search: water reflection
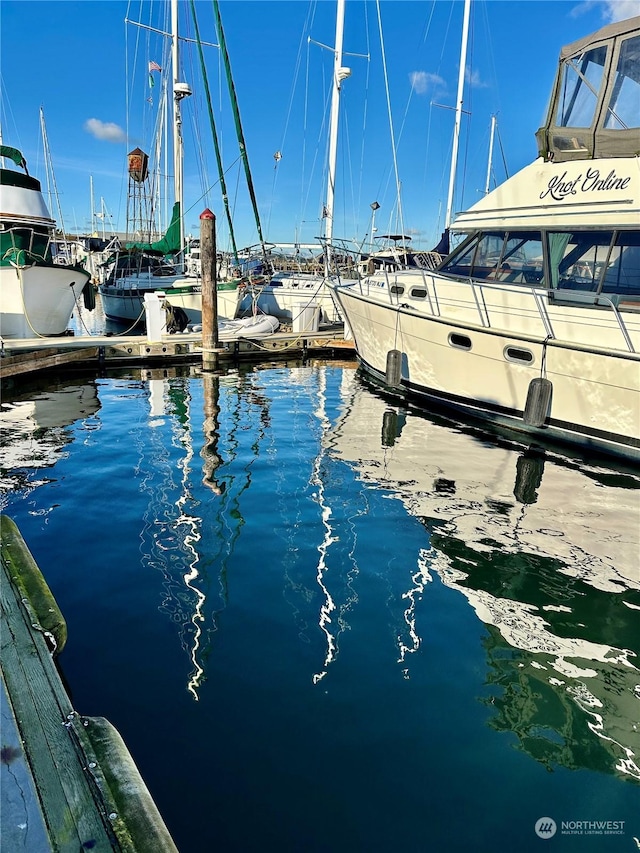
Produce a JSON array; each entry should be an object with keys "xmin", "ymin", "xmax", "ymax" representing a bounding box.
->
[
  {"xmin": 329, "ymin": 375, "xmax": 640, "ymax": 782},
  {"xmin": 136, "ymin": 370, "xmax": 278, "ymax": 698},
  {"xmin": 0, "ymin": 379, "xmax": 100, "ymax": 505}
]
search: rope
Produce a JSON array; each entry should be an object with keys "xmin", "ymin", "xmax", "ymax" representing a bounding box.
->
[{"xmin": 189, "ymin": 0, "xmax": 240, "ymax": 266}]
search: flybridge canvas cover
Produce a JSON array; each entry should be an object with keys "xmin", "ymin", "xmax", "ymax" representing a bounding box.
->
[
  {"xmin": 125, "ymin": 201, "xmax": 182, "ymax": 256},
  {"xmin": 0, "ymin": 145, "xmax": 27, "ymax": 169},
  {"xmin": 536, "ymin": 15, "xmax": 640, "ymax": 162}
]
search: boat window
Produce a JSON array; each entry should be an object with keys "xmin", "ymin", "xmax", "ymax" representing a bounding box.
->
[
  {"xmin": 390, "ymin": 285, "xmax": 405, "ymax": 295},
  {"xmin": 555, "ymin": 45, "xmax": 607, "ymax": 128},
  {"xmin": 549, "ymin": 231, "xmax": 619, "ymax": 292},
  {"xmin": 599, "ymin": 232, "xmax": 640, "ymax": 296},
  {"xmin": 603, "ymin": 34, "xmax": 640, "ymax": 130},
  {"xmin": 449, "ymin": 333, "xmax": 472, "ymax": 350},
  {"xmin": 409, "ymin": 287, "xmax": 427, "ymax": 299},
  {"xmin": 504, "ymin": 347, "xmax": 534, "ymax": 364},
  {"xmin": 441, "ymin": 231, "xmax": 544, "ymax": 284}
]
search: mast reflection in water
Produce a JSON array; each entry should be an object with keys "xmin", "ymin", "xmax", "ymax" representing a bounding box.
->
[{"xmin": 0, "ymin": 363, "xmax": 637, "ymax": 852}]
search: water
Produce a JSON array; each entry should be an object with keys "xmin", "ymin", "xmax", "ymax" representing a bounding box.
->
[{"xmin": 1, "ymin": 363, "xmax": 638, "ymax": 852}]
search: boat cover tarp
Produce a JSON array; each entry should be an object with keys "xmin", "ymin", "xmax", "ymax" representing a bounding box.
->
[
  {"xmin": 125, "ymin": 202, "xmax": 182, "ymax": 256},
  {"xmin": 0, "ymin": 145, "xmax": 27, "ymax": 169}
]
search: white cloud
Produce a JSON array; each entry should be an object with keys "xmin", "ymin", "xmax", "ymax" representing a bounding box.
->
[
  {"xmin": 409, "ymin": 70, "xmax": 446, "ymax": 96},
  {"xmin": 465, "ymin": 68, "xmax": 488, "ymax": 89},
  {"xmin": 84, "ymin": 118, "xmax": 126, "ymax": 143},
  {"xmin": 571, "ymin": 0, "xmax": 638, "ymax": 22},
  {"xmin": 601, "ymin": 0, "xmax": 639, "ymax": 21}
]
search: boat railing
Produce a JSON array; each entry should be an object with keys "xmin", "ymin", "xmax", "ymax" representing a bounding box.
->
[{"xmin": 364, "ymin": 269, "xmax": 637, "ymax": 354}]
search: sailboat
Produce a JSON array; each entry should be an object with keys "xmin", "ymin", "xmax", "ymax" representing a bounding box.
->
[
  {"xmin": 239, "ymin": 0, "xmax": 358, "ymax": 328},
  {"xmin": 330, "ymin": 12, "xmax": 640, "ymax": 461},
  {"xmin": 0, "ymin": 145, "xmax": 93, "ymax": 339},
  {"xmin": 98, "ymin": 0, "xmax": 248, "ymax": 328}
]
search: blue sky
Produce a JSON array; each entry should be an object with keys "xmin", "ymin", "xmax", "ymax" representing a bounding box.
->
[{"xmin": 1, "ymin": 0, "xmax": 636, "ymax": 252}]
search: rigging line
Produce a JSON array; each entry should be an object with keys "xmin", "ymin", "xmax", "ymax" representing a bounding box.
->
[
  {"xmin": 211, "ymin": 0, "xmax": 267, "ymax": 258},
  {"xmin": 355, "ymin": 1, "xmax": 372, "ymax": 237},
  {"xmin": 396, "ymin": 0, "xmax": 439, "ymax": 149},
  {"xmin": 189, "ymin": 0, "xmax": 240, "ymax": 265},
  {"xmin": 495, "ymin": 120, "xmax": 509, "ymax": 181},
  {"xmin": 375, "ymin": 0, "xmax": 407, "ymax": 244},
  {"xmin": 39, "ymin": 108, "xmax": 67, "ymax": 239}
]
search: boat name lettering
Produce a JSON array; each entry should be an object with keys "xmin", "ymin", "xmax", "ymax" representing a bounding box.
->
[{"xmin": 540, "ymin": 169, "xmax": 631, "ymax": 202}]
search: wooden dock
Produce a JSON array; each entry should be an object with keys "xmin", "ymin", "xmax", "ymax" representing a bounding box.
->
[
  {"xmin": 0, "ymin": 515, "xmax": 178, "ymax": 852},
  {"xmin": 0, "ymin": 327, "xmax": 355, "ymax": 383}
]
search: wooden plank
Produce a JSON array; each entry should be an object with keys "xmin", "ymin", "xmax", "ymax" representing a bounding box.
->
[
  {"xmin": 1, "ymin": 554, "xmax": 116, "ymax": 852},
  {"xmin": 0, "ymin": 347, "xmax": 99, "ymax": 378},
  {"xmin": 1, "ymin": 519, "xmax": 179, "ymax": 852}
]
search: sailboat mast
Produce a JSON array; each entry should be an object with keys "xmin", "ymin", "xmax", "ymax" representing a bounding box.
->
[
  {"xmin": 444, "ymin": 0, "xmax": 471, "ymax": 230},
  {"xmin": 171, "ymin": 0, "xmax": 191, "ymax": 266},
  {"xmin": 90, "ymin": 175, "xmax": 95, "ymax": 234},
  {"xmin": 325, "ymin": 0, "xmax": 348, "ymax": 268}
]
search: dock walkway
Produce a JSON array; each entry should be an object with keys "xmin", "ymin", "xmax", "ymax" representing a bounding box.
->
[
  {"xmin": 1, "ymin": 327, "xmax": 355, "ymax": 382},
  {"xmin": 0, "ymin": 515, "xmax": 178, "ymax": 852}
]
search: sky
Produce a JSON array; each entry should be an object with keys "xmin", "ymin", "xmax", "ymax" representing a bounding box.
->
[{"xmin": 1, "ymin": 0, "xmax": 637, "ymax": 253}]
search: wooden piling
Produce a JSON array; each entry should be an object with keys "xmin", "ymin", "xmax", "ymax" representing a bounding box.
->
[{"xmin": 200, "ymin": 208, "xmax": 219, "ymax": 371}]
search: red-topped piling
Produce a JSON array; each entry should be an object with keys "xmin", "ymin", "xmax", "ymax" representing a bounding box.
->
[{"xmin": 200, "ymin": 208, "xmax": 219, "ymax": 370}]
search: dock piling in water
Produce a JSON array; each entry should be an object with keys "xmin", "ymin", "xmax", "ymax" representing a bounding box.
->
[{"xmin": 200, "ymin": 208, "xmax": 219, "ymax": 371}]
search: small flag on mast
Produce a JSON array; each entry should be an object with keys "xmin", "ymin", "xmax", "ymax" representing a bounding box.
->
[{"xmin": 148, "ymin": 60, "xmax": 162, "ymax": 72}]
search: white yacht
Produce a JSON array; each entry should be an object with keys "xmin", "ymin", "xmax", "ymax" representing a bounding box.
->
[
  {"xmin": 330, "ymin": 16, "xmax": 640, "ymax": 461},
  {"xmin": 0, "ymin": 145, "xmax": 92, "ymax": 339}
]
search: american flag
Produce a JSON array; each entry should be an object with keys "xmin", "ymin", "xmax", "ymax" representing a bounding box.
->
[{"xmin": 148, "ymin": 60, "xmax": 162, "ymax": 72}]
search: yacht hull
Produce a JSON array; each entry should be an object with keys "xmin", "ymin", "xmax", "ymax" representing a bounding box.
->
[
  {"xmin": 0, "ymin": 262, "xmax": 90, "ymax": 339},
  {"xmin": 332, "ymin": 283, "xmax": 640, "ymax": 461},
  {"xmin": 99, "ymin": 279, "xmax": 241, "ymax": 325}
]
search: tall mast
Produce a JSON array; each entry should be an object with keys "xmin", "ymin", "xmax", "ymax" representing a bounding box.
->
[
  {"xmin": 171, "ymin": 0, "xmax": 191, "ymax": 266},
  {"xmin": 90, "ymin": 175, "xmax": 95, "ymax": 234},
  {"xmin": 324, "ymin": 0, "xmax": 350, "ymax": 271},
  {"xmin": 444, "ymin": 0, "xmax": 471, "ymax": 230}
]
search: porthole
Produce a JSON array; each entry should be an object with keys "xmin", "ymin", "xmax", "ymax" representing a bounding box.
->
[
  {"xmin": 504, "ymin": 346, "xmax": 534, "ymax": 364},
  {"xmin": 410, "ymin": 288, "xmax": 427, "ymax": 299},
  {"xmin": 390, "ymin": 285, "xmax": 405, "ymax": 295},
  {"xmin": 448, "ymin": 332, "xmax": 472, "ymax": 351}
]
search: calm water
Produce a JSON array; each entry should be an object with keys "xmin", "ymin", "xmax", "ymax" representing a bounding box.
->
[{"xmin": 1, "ymin": 362, "xmax": 638, "ymax": 852}]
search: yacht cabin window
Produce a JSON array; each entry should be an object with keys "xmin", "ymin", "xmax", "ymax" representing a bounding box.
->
[
  {"xmin": 603, "ymin": 34, "xmax": 640, "ymax": 130},
  {"xmin": 556, "ymin": 45, "xmax": 607, "ymax": 128},
  {"xmin": 441, "ymin": 231, "xmax": 544, "ymax": 284},
  {"xmin": 441, "ymin": 229, "xmax": 640, "ymax": 299},
  {"xmin": 548, "ymin": 230, "xmax": 640, "ymax": 296}
]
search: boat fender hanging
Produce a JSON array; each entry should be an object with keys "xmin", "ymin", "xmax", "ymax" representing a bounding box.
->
[
  {"xmin": 82, "ymin": 280, "xmax": 96, "ymax": 311},
  {"xmin": 385, "ymin": 349, "xmax": 402, "ymax": 387},
  {"xmin": 523, "ymin": 377, "xmax": 553, "ymax": 427}
]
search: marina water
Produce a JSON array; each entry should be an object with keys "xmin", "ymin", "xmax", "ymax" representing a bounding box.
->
[{"xmin": 1, "ymin": 362, "xmax": 638, "ymax": 852}]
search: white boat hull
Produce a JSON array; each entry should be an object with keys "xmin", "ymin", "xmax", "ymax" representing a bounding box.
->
[
  {"xmin": 332, "ymin": 280, "xmax": 640, "ymax": 460},
  {"xmin": 0, "ymin": 262, "xmax": 90, "ymax": 338},
  {"xmin": 240, "ymin": 273, "xmax": 344, "ymax": 324},
  {"xmin": 99, "ymin": 278, "xmax": 241, "ymax": 325}
]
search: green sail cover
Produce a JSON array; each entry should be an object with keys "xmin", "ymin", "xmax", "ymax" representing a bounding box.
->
[
  {"xmin": 0, "ymin": 145, "xmax": 27, "ymax": 169},
  {"xmin": 125, "ymin": 202, "xmax": 182, "ymax": 255}
]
